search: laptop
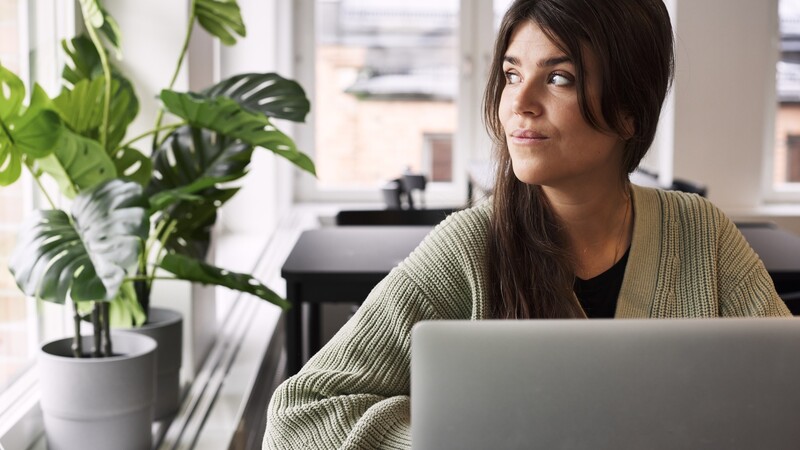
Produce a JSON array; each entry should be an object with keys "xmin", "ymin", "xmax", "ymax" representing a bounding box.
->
[{"xmin": 411, "ymin": 318, "xmax": 800, "ymax": 450}]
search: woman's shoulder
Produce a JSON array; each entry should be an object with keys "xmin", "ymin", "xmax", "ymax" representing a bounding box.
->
[
  {"xmin": 633, "ymin": 184, "xmax": 728, "ymax": 228},
  {"xmin": 405, "ymin": 200, "xmax": 492, "ymax": 265}
]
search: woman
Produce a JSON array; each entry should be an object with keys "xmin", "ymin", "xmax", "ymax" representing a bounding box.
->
[{"xmin": 264, "ymin": 0, "xmax": 790, "ymax": 448}]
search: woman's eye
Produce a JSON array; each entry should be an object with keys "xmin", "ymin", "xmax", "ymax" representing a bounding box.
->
[
  {"xmin": 548, "ymin": 73, "xmax": 573, "ymax": 86},
  {"xmin": 505, "ymin": 71, "xmax": 521, "ymax": 84}
]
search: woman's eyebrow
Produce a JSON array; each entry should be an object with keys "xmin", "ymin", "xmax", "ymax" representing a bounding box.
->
[
  {"xmin": 502, "ymin": 55, "xmax": 572, "ymax": 68},
  {"xmin": 537, "ymin": 55, "xmax": 572, "ymax": 68}
]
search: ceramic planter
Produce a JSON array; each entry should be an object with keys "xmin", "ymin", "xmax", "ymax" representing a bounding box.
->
[
  {"xmin": 39, "ymin": 332, "xmax": 156, "ymax": 450},
  {"xmin": 121, "ymin": 306, "xmax": 183, "ymax": 420}
]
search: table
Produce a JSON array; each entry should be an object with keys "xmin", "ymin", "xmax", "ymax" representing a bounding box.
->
[
  {"xmin": 281, "ymin": 222, "xmax": 800, "ymax": 376},
  {"xmin": 281, "ymin": 226, "xmax": 432, "ymax": 376}
]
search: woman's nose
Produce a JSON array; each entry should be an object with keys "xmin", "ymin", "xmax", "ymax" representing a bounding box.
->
[{"xmin": 511, "ymin": 82, "xmax": 542, "ymax": 117}]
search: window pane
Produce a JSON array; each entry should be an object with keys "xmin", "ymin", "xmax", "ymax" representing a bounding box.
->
[
  {"xmin": 775, "ymin": 0, "xmax": 800, "ymax": 186},
  {"xmin": 0, "ymin": 0, "xmax": 31, "ymax": 391},
  {"xmin": 314, "ymin": 0, "xmax": 459, "ymax": 188}
]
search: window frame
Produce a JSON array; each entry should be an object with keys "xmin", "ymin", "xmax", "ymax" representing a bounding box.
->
[
  {"xmin": 0, "ymin": 1, "xmax": 78, "ymax": 446},
  {"xmin": 762, "ymin": 0, "xmax": 800, "ymax": 204}
]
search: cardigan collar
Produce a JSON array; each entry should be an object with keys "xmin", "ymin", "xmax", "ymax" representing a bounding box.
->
[{"xmin": 614, "ymin": 184, "xmax": 671, "ymax": 318}]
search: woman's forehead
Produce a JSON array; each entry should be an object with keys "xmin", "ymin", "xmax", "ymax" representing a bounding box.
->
[{"xmin": 506, "ymin": 21, "xmax": 573, "ymax": 60}]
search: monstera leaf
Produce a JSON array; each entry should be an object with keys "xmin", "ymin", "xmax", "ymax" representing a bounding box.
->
[
  {"xmin": 35, "ymin": 129, "xmax": 116, "ymax": 198},
  {"xmin": 0, "ymin": 65, "xmax": 62, "ymax": 186},
  {"xmin": 54, "ymin": 72, "xmax": 139, "ymax": 154},
  {"xmin": 159, "ymin": 253, "xmax": 289, "ymax": 309},
  {"xmin": 8, "ymin": 179, "xmax": 147, "ymax": 304},
  {"xmin": 77, "ymin": 0, "xmax": 121, "ymax": 56},
  {"xmin": 53, "ymin": 77, "xmax": 105, "ymax": 134},
  {"xmin": 147, "ymin": 126, "xmax": 253, "ymax": 257},
  {"xmin": 203, "ymin": 73, "xmax": 310, "ymax": 123},
  {"xmin": 195, "ymin": 0, "xmax": 246, "ymax": 46},
  {"xmin": 113, "ymin": 146, "xmax": 152, "ymax": 186},
  {"xmin": 62, "ymin": 36, "xmax": 103, "ymax": 85},
  {"xmin": 160, "ymin": 90, "xmax": 315, "ymax": 175}
]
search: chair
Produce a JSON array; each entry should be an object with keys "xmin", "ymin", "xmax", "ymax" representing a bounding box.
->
[
  {"xmin": 381, "ymin": 172, "xmax": 430, "ymax": 209},
  {"xmin": 401, "ymin": 174, "xmax": 427, "ymax": 209},
  {"xmin": 381, "ymin": 180, "xmax": 404, "ymax": 209},
  {"xmin": 633, "ymin": 167, "xmax": 707, "ymax": 196},
  {"xmin": 335, "ymin": 208, "xmax": 460, "ymax": 226},
  {"xmin": 780, "ymin": 291, "xmax": 800, "ymax": 316}
]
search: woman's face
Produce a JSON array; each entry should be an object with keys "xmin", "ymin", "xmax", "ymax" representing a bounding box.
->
[{"xmin": 499, "ymin": 21, "xmax": 627, "ymax": 190}]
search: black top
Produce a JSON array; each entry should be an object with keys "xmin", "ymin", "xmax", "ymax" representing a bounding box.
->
[{"xmin": 574, "ymin": 247, "xmax": 631, "ymax": 318}]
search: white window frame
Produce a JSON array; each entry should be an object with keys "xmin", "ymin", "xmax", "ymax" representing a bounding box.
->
[
  {"xmin": 0, "ymin": 1, "xmax": 78, "ymax": 447},
  {"xmin": 762, "ymin": 0, "xmax": 800, "ymax": 204},
  {"xmin": 292, "ymin": 0, "xmax": 495, "ymax": 206}
]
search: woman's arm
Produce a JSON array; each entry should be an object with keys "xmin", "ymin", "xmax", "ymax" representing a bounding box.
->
[
  {"xmin": 715, "ymin": 216, "xmax": 791, "ymax": 317},
  {"xmin": 263, "ymin": 269, "xmax": 439, "ymax": 450}
]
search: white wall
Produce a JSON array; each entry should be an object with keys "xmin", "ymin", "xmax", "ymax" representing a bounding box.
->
[
  {"xmin": 105, "ymin": 0, "xmax": 295, "ymax": 236},
  {"xmin": 105, "ymin": 0, "xmax": 192, "ymax": 139},
  {"xmin": 670, "ymin": 0, "xmax": 779, "ymax": 210},
  {"xmin": 215, "ymin": 0, "xmax": 295, "ymax": 236}
]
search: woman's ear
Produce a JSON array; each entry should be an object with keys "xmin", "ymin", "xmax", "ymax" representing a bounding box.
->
[{"xmin": 619, "ymin": 114, "xmax": 635, "ymax": 140}]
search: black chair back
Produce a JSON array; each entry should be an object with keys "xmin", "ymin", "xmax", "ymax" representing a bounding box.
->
[{"xmin": 335, "ymin": 208, "xmax": 460, "ymax": 226}]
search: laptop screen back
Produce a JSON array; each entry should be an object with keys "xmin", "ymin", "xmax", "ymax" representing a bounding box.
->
[{"xmin": 411, "ymin": 318, "xmax": 800, "ymax": 450}]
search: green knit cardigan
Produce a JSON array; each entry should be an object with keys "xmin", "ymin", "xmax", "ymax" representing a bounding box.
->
[{"xmin": 264, "ymin": 185, "xmax": 790, "ymax": 449}]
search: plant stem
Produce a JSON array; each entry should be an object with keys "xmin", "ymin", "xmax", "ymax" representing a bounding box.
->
[
  {"xmin": 153, "ymin": 219, "xmax": 180, "ymax": 286},
  {"xmin": 72, "ymin": 301, "xmax": 82, "ymax": 358},
  {"xmin": 91, "ymin": 303, "xmax": 102, "ymax": 357},
  {"xmin": 119, "ymin": 121, "xmax": 186, "ymax": 149},
  {"xmin": 0, "ymin": 116, "xmax": 14, "ymax": 145},
  {"xmin": 125, "ymin": 275, "xmax": 178, "ymax": 282},
  {"xmin": 24, "ymin": 160, "xmax": 58, "ymax": 209},
  {"xmin": 84, "ymin": 21, "xmax": 112, "ymax": 150},
  {"xmin": 101, "ymin": 302, "xmax": 112, "ymax": 357},
  {"xmin": 153, "ymin": 2, "xmax": 197, "ymax": 148}
]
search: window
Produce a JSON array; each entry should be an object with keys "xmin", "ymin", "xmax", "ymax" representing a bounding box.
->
[
  {"xmin": 0, "ymin": 0, "xmax": 31, "ymax": 393},
  {"xmin": 295, "ymin": 0, "xmax": 498, "ymax": 203},
  {"xmin": 773, "ymin": 0, "xmax": 800, "ymax": 192},
  {"xmin": 0, "ymin": 0, "xmax": 75, "ymax": 394}
]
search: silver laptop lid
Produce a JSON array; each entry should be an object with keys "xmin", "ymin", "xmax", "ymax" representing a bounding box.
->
[{"xmin": 411, "ymin": 318, "xmax": 800, "ymax": 450}]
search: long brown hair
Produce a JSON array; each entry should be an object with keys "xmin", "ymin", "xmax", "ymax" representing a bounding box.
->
[{"xmin": 483, "ymin": 0, "xmax": 674, "ymax": 318}]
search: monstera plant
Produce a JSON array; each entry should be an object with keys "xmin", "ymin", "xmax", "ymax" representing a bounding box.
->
[{"xmin": 0, "ymin": 0, "xmax": 313, "ymax": 357}]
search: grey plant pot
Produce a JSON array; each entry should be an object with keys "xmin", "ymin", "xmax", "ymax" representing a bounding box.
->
[
  {"xmin": 120, "ymin": 307, "xmax": 183, "ymax": 420},
  {"xmin": 39, "ymin": 332, "xmax": 156, "ymax": 450}
]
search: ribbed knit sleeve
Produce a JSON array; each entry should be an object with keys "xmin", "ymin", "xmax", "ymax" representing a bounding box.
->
[
  {"xmin": 264, "ymin": 205, "xmax": 491, "ymax": 449},
  {"xmin": 714, "ymin": 213, "xmax": 791, "ymax": 317}
]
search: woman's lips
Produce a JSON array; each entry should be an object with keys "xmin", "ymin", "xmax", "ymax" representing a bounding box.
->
[{"xmin": 510, "ymin": 129, "xmax": 549, "ymax": 144}]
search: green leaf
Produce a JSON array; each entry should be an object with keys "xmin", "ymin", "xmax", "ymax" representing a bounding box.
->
[
  {"xmin": 159, "ymin": 253, "xmax": 289, "ymax": 309},
  {"xmin": 203, "ymin": 73, "xmax": 310, "ymax": 123},
  {"xmin": 99, "ymin": 7, "xmax": 122, "ymax": 57},
  {"xmin": 62, "ymin": 35, "xmax": 104, "ymax": 85},
  {"xmin": 8, "ymin": 179, "xmax": 148, "ymax": 304},
  {"xmin": 146, "ymin": 126, "xmax": 252, "ymax": 258},
  {"xmin": 195, "ymin": 0, "xmax": 246, "ymax": 46},
  {"xmin": 53, "ymin": 78, "xmax": 105, "ymax": 134},
  {"xmin": 53, "ymin": 75, "xmax": 139, "ymax": 154},
  {"xmin": 159, "ymin": 90, "xmax": 315, "ymax": 175},
  {"xmin": 0, "ymin": 64, "xmax": 24, "ymax": 119},
  {"xmin": 0, "ymin": 65, "xmax": 62, "ymax": 185},
  {"xmin": 108, "ymin": 281, "xmax": 146, "ymax": 328},
  {"xmin": 8, "ymin": 85, "xmax": 62, "ymax": 159},
  {"xmin": 35, "ymin": 129, "xmax": 116, "ymax": 198},
  {"xmin": 105, "ymin": 77, "xmax": 139, "ymax": 152},
  {"xmin": 112, "ymin": 147, "xmax": 152, "ymax": 186},
  {"xmin": 147, "ymin": 172, "xmax": 239, "ymax": 214},
  {"xmin": 78, "ymin": 0, "xmax": 104, "ymax": 29}
]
